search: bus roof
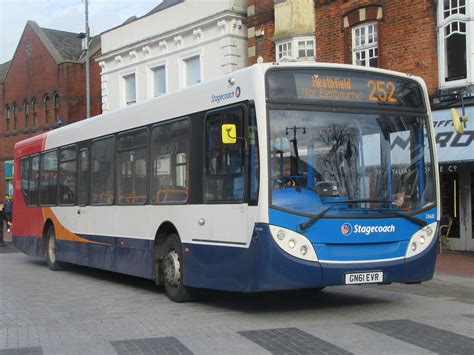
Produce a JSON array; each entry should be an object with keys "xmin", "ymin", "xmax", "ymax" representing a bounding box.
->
[{"xmin": 15, "ymin": 62, "xmax": 426, "ymax": 155}]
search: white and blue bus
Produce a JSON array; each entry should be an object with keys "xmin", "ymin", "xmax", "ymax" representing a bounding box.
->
[{"xmin": 14, "ymin": 63, "xmax": 439, "ymax": 302}]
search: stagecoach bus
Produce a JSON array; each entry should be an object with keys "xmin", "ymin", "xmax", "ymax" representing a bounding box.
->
[{"xmin": 13, "ymin": 63, "xmax": 440, "ymax": 302}]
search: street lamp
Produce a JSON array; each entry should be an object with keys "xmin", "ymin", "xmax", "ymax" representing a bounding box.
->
[{"xmin": 85, "ymin": 0, "xmax": 91, "ymax": 118}]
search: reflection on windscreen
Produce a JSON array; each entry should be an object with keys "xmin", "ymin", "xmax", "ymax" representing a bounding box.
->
[{"xmin": 269, "ymin": 110, "xmax": 435, "ymax": 216}]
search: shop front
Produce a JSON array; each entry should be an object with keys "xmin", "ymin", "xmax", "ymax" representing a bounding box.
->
[{"xmin": 432, "ymin": 106, "xmax": 474, "ymax": 251}]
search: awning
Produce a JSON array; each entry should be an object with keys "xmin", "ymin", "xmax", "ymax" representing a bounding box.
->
[{"xmin": 431, "ymin": 105, "xmax": 474, "ymax": 164}]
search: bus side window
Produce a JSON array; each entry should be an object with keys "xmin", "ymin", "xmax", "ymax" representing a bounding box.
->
[
  {"xmin": 29, "ymin": 155, "xmax": 40, "ymax": 206},
  {"xmin": 78, "ymin": 149, "xmax": 89, "ymax": 206},
  {"xmin": 20, "ymin": 157, "xmax": 30, "ymax": 205},
  {"xmin": 91, "ymin": 136, "xmax": 115, "ymax": 205},
  {"xmin": 117, "ymin": 128, "xmax": 149, "ymax": 205},
  {"xmin": 40, "ymin": 150, "xmax": 58, "ymax": 206},
  {"xmin": 151, "ymin": 119, "xmax": 190, "ymax": 204},
  {"xmin": 59, "ymin": 146, "xmax": 77, "ymax": 205}
]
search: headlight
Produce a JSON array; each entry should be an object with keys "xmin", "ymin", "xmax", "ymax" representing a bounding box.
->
[
  {"xmin": 269, "ymin": 225, "xmax": 318, "ymax": 262},
  {"xmin": 277, "ymin": 230, "xmax": 286, "ymax": 240},
  {"xmin": 405, "ymin": 222, "xmax": 437, "ymax": 258}
]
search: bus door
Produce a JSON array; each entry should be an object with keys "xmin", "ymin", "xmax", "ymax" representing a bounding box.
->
[{"xmin": 199, "ymin": 105, "xmax": 249, "ymax": 245}]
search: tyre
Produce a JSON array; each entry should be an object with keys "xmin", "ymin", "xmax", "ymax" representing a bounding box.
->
[
  {"xmin": 162, "ymin": 234, "xmax": 194, "ymax": 302},
  {"xmin": 46, "ymin": 226, "xmax": 64, "ymax": 271}
]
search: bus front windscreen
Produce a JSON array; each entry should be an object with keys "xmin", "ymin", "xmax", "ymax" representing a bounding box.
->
[{"xmin": 269, "ymin": 110, "xmax": 436, "ymax": 216}]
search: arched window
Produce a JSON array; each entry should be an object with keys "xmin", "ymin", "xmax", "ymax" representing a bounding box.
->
[
  {"xmin": 352, "ymin": 22, "xmax": 378, "ymax": 67},
  {"xmin": 4, "ymin": 105, "xmax": 10, "ymax": 131},
  {"xmin": 44, "ymin": 94, "xmax": 50, "ymax": 123},
  {"xmin": 12, "ymin": 103, "xmax": 17, "ymax": 130},
  {"xmin": 32, "ymin": 98, "xmax": 37, "ymax": 127},
  {"xmin": 54, "ymin": 93, "xmax": 60, "ymax": 122},
  {"xmin": 438, "ymin": 0, "xmax": 470, "ymax": 86},
  {"xmin": 24, "ymin": 100, "xmax": 29, "ymax": 128},
  {"xmin": 443, "ymin": 20, "xmax": 467, "ymax": 81},
  {"xmin": 343, "ymin": 5, "xmax": 383, "ymax": 67}
]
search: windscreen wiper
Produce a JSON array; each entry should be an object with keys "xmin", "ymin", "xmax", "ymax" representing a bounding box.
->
[
  {"xmin": 326, "ymin": 199, "xmax": 428, "ymax": 227},
  {"xmin": 372, "ymin": 209, "xmax": 427, "ymax": 227},
  {"xmin": 299, "ymin": 204, "xmax": 339, "ymax": 231},
  {"xmin": 298, "ymin": 199, "xmax": 427, "ymax": 231},
  {"xmin": 299, "ymin": 199, "xmax": 389, "ymax": 231},
  {"xmin": 322, "ymin": 199, "xmax": 392, "ymax": 205}
]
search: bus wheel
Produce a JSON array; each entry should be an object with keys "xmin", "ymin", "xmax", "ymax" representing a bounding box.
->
[
  {"xmin": 162, "ymin": 234, "xmax": 193, "ymax": 302},
  {"xmin": 46, "ymin": 227, "xmax": 63, "ymax": 271}
]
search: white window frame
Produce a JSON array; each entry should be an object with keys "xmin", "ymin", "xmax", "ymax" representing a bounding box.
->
[
  {"xmin": 296, "ymin": 37, "xmax": 316, "ymax": 60},
  {"xmin": 276, "ymin": 40, "xmax": 293, "ymax": 61},
  {"xmin": 275, "ymin": 36, "xmax": 316, "ymax": 62},
  {"xmin": 147, "ymin": 59, "xmax": 168, "ymax": 99},
  {"xmin": 437, "ymin": 0, "xmax": 472, "ymax": 88},
  {"xmin": 352, "ymin": 22, "xmax": 378, "ymax": 68},
  {"xmin": 178, "ymin": 49, "xmax": 203, "ymax": 88},
  {"xmin": 121, "ymin": 70, "xmax": 137, "ymax": 107}
]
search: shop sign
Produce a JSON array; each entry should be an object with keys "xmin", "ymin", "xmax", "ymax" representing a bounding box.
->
[{"xmin": 432, "ymin": 106, "xmax": 474, "ymax": 164}]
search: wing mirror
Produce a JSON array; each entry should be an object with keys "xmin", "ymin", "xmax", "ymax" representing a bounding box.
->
[{"xmin": 451, "ymin": 108, "xmax": 468, "ymax": 134}]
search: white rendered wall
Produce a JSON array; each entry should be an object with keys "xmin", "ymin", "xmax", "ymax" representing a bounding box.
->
[{"xmin": 98, "ymin": 0, "xmax": 247, "ymax": 112}]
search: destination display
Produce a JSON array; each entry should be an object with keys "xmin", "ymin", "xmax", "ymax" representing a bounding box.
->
[{"xmin": 266, "ymin": 69, "xmax": 424, "ymax": 108}]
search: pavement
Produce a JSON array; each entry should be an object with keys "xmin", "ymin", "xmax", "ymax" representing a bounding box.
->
[{"xmin": 436, "ymin": 249, "xmax": 474, "ymax": 278}]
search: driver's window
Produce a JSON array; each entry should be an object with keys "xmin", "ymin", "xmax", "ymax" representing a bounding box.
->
[{"xmin": 205, "ymin": 108, "xmax": 244, "ymax": 202}]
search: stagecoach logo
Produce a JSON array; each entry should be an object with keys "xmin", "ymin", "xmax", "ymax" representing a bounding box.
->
[
  {"xmin": 211, "ymin": 86, "xmax": 241, "ymax": 104},
  {"xmin": 342, "ymin": 222, "xmax": 396, "ymax": 236},
  {"xmin": 341, "ymin": 223, "xmax": 353, "ymax": 236}
]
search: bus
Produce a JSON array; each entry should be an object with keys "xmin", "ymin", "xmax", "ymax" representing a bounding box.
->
[{"xmin": 13, "ymin": 63, "xmax": 439, "ymax": 302}]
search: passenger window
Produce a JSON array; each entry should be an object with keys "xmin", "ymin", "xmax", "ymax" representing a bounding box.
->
[
  {"xmin": 20, "ymin": 157, "xmax": 30, "ymax": 204},
  {"xmin": 205, "ymin": 108, "xmax": 244, "ymax": 202},
  {"xmin": 29, "ymin": 155, "xmax": 40, "ymax": 206},
  {"xmin": 117, "ymin": 128, "xmax": 148, "ymax": 205},
  {"xmin": 151, "ymin": 119, "xmax": 190, "ymax": 204},
  {"xmin": 40, "ymin": 150, "xmax": 58, "ymax": 205},
  {"xmin": 59, "ymin": 146, "xmax": 77, "ymax": 205},
  {"xmin": 78, "ymin": 149, "xmax": 89, "ymax": 206},
  {"xmin": 91, "ymin": 137, "xmax": 115, "ymax": 205}
]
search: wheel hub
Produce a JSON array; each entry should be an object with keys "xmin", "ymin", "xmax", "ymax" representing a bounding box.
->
[{"xmin": 163, "ymin": 250, "xmax": 180, "ymax": 287}]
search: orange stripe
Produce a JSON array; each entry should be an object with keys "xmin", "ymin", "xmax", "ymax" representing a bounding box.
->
[{"xmin": 43, "ymin": 207, "xmax": 107, "ymax": 245}]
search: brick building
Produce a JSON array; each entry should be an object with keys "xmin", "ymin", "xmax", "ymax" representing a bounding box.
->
[
  {"xmin": 247, "ymin": 0, "xmax": 440, "ymax": 90},
  {"xmin": 0, "ymin": 20, "xmax": 102, "ymax": 198},
  {"xmin": 247, "ymin": 0, "xmax": 474, "ymax": 250}
]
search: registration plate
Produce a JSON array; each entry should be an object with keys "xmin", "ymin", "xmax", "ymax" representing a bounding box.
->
[{"xmin": 345, "ymin": 271, "xmax": 383, "ymax": 285}]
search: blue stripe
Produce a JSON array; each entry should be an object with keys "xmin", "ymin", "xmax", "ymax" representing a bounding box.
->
[
  {"xmin": 13, "ymin": 234, "xmax": 154, "ymax": 279},
  {"xmin": 13, "ymin": 236, "xmax": 44, "ymax": 257},
  {"xmin": 63, "ymin": 234, "xmax": 154, "ymax": 279},
  {"xmin": 13, "ymin": 220, "xmax": 437, "ymax": 291}
]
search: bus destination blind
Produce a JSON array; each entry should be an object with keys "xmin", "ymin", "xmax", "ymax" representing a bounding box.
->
[{"xmin": 267, "ymin": 69, "xmax": 423, "ymax": 108}]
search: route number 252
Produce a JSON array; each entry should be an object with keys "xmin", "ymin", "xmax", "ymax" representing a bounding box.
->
[{"xmin": 367, "ymin": 80, "xmax": 398, "ymax": 103}]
